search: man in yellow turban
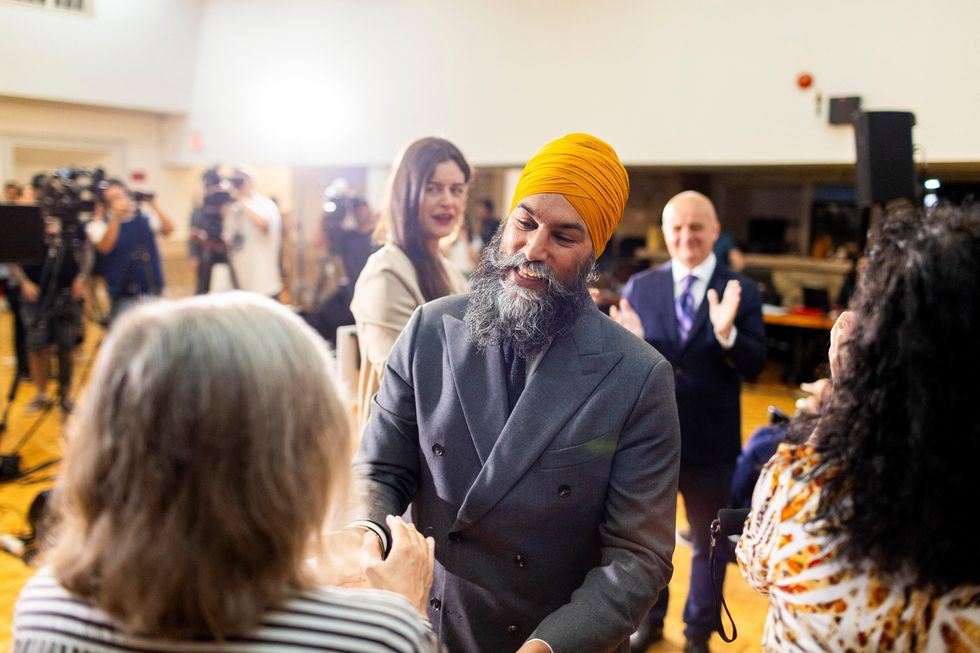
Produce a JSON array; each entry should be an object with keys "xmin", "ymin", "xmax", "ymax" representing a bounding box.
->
[{"xmin": 354, "ymin": 133, "xmax": 680, "ymax": 653}]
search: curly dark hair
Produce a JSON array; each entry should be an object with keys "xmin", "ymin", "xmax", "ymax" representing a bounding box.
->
[{"xmin": 812, "ymin": 203, "xmax": 980, "ymax": 592}]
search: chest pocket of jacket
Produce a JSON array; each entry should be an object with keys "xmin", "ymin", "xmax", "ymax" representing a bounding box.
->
[{"xmin": 539, "ymin": 432, "xmax": 617, "ymax": 470}]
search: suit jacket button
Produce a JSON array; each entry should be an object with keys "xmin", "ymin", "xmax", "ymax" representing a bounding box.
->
[
  {"xmin": 558, "ymin": 485, "xmax": 571, "ymax": 497},
  {"xmin": 448, "ymin": 532, "xmax": 463, "ymax": 543},
  {"xmin": 432, "ymin": 443, "xmax": 444, "ymax": 456},
  {"xmin": 429, "ymin": 598, "xmax": 441, "ymax": 610},
  {"xmin": 506, "ymin": 625, "xmax": 520, "ymax": 634},
  {"xmin": 423, "ymin": 526, "xmax": 434, "ymax": 536},
  {"xmin": 514, "ymin": 554, "xmax": 527, "ymax": 568}
]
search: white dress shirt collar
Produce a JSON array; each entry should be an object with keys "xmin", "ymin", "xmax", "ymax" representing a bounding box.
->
[{"xmin": 671, "ymin": 252, "xmax": 717, "ymax": 286}]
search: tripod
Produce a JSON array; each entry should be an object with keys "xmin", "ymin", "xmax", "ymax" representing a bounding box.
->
[
  {"xmin": 196, "ymin": 238, "xmax": 239, "ymax": 294},
  {"xmin": 22, "ymin": 220, "xmax": 85, "ymax": 417},
  {"xmin": 0, "ymin": 220, "xmax": 83, "ymax": 480}
]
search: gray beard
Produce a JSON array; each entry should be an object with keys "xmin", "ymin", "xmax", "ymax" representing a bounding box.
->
[{"xmin": 464, "ymin": 231, "xmax": 595, "ymax": 358}]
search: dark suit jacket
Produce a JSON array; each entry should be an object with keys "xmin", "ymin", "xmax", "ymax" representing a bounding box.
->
[
  {"xmin": 622, "ymin": 261, "xmax": 766, "ymax": 464},
  {"xmin": 354, "ymin": 295, "xmax": 681, "ymax": 653}
]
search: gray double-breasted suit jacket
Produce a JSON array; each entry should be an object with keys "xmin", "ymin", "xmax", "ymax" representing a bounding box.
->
[{"xmin": 354, "ymin": 294, "xmax": 681, "ymax": 653}]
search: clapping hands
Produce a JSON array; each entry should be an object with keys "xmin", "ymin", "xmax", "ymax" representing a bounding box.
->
[{"xmin": 707, "ymin": 279, "xmax": 742, "ymax": 339}]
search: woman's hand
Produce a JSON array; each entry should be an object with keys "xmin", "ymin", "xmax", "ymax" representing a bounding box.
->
[
  {"xmin": 829, "ymin": 310, "xmax": 856, "ymax": 381},
  {"xmin": 362, "ymin": 515, "xmax": 435, "ymax": 617}
]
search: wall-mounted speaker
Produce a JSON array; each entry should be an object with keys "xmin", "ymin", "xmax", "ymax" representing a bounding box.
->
[
  {"xmin": 854, "ymin": 111, "xmax": 917, "ymax": 207},
  {"xmin": 829, "ymin": 96, "xmax": 861, "ymax": 125}
]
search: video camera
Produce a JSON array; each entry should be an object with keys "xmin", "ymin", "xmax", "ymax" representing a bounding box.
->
[
  {"xmin": 36, "ymin": 167, "xmax": 107, "ymax": 224},
  {"xmin": 322, "ymin": 179, "xmax": 368, "ymax": 235},
  {"xmin": 195, "ymin": 167, "xmax": 234, "ymax": 242},
  {"xmin": 202, "ymin": 168, "xmax": 232, "ymax": 207},
  {"xmin": 0, "ymin": 167, "xmax": 105, "ymax": 264}
]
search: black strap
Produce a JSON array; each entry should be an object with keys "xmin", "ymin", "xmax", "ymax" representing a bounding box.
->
[{"xmin": 710, "ymin": 518, "xmax": 738, "ymax": 642}]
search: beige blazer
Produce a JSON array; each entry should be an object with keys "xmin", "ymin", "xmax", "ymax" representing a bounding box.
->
[{"xmin": 350, "ymin": 243, "xmax": 469, "ymax": 432}]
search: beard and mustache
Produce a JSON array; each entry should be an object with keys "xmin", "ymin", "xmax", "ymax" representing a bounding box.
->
[{"xmin": 464, "ymin": 229, "xmax": 596, "ymax": 358}]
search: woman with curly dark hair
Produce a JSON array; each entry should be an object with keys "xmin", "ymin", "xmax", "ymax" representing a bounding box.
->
[{"xmin": 737, "ymin": 204, "xmax": 980, "ymax": 651}]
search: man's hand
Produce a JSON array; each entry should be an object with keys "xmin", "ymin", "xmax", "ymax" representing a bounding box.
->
[
  {"xmin": 707, "ymin": 279, "xmax": 742, "ymax": 340},
  {"xmin": 21, "ymin": 279, "xmax": 39, "ymax": 303},
  {"xmin": 515, "ymin": 640, "xmax": 552, "ymax": 653},
  {"xmin": 609, "ymin": 298, "xmax": 645, "ymax": 340},
  {"xmin": 148, "ymin": 199, "xmax": 176, "ymax": 236},
  {"xmin": 71, "ymin": 276, "xmax": 86, "ymax": 301},
  {"xmin": 311, "ymin": 529, "xmax": 371, "ymax": 588},
  {"xmin": 362, "ymin": 515, "xmax": 435, "ymax": 617}
]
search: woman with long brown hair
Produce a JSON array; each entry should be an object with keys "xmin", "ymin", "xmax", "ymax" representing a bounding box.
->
[
  {"xmin": 351, "ymin": 137, "xmax": 471, "ymax": 429},
  {"xmin": 13, "ymin": 293, "xmax": 438, "ymax": 652}
]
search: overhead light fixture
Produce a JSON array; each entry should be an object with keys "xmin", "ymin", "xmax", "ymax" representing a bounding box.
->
[{"xmin": 924, "ymin": 178, "xmax": 941, "ymax": 190}]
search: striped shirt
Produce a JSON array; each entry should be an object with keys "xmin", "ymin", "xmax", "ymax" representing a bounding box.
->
[{"xmin": 14, "ymin": 568, "xmax": 439, "ymax": 653}]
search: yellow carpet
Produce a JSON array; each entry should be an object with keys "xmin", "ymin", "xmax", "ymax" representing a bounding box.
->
[
  {"xmin": 0, "ymin": 310, "xmax": 104, "ymax": 652},
  {"xmin": 0, "ymin": 305, "xmax": 800, "ymax": 652}
]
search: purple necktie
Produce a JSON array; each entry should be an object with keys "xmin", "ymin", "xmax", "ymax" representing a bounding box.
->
[{"xmin": 676, "ymin": 273, "xmax": 697, "ymax": 342}]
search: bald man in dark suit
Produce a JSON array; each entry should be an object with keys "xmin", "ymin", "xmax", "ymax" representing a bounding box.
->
[{"xmin": 613, "ymin": 191, "xmax": 766, "ymax": 653}]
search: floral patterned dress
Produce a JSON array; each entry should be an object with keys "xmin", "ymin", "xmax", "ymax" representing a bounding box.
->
[{"xmin": 737, "ymin": 443, "xmax": 980, "ymax": 652}]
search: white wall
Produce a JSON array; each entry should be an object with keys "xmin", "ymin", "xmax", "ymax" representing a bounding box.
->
[
  {"xmin": 0, "ymin": 96, "xmax": 195, "ymax": 224},
  {"xmin": 176, "ymin": 0, "xmax": 980, "ymax": 167},
  {"xmin": 3, "ymin": 0, "xmax": 978, "ymax": 168},
  {"xmin": 0, "ymin": 97, "xmax": 292, "ymax": 241},
  {"xmin": 0, "ymin": 0, "xmax": 203, "ymax": 113}
]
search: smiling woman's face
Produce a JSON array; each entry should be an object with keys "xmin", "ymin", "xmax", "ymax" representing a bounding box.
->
[{"xmin": 418, "ymin": 159, "xmax": 468, "ymax": 246}]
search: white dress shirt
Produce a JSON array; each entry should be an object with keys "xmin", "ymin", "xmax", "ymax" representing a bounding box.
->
[{"xmin": 670, "ymin": 253, "xmax": 737, "ymax": 348}]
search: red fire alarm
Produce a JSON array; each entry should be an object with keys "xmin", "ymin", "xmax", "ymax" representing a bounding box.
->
[
  {"xmin": 189, "ymin": 131, "xmax": 204, "ymax": 152},
  {"xmin": 797, "ymin": 72, "xmax": 814, "ymax": 89}
]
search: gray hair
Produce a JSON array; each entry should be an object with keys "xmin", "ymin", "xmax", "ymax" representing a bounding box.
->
[
  {"xmin": 49, "ymin": 292, "xmax": 353, "ymax": 638},
  {"xmin": 465, "ymin": 230, "xmax": 595, "ymax": 358}
]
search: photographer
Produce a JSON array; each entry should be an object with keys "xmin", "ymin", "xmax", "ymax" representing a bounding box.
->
[
  {"xmin": 224, "ymin": 165, "xmax": 283, "ymax": 299},
  {"xmin": 87, "ymin": 179, "xmax": 174, "ymax": 321}
]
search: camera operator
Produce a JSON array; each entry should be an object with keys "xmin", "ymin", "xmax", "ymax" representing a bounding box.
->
[
  {"xmin": 87, "ymin": 179, "xmax": 174, "ymax": 321},
  {"xmin": 3, "ymin": 180, "xmax": 23, "ymax": 203},
  {"xmin": 7, "ymin": 202, "xmax": 88, "ymax": 414},
  {"xmin": 1, "ymin": 181, "xmax": 32, "ymax": 381},
  {"xmin": 188, "ymin": 168, "xmax": 234, "ymax": 294},
  {"xmin": 321, "ymin": 195, "xmax": 376, "ymax": 288},
  {"xmin": 224, "ymin": 165, "xmax": 283, "ymax": 299}
]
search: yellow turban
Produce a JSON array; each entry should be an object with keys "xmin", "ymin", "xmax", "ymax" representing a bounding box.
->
[{"xmin": 508, "ymin": 132, "xmax": 629, "ymax": 257}]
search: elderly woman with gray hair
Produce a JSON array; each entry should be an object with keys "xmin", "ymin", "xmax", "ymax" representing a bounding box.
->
[{"xmin": 13, "ymin": 293, "xmax": 439, "ymax": 652}]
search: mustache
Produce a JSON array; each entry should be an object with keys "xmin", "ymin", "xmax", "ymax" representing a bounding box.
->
[{"xmin": 494, "ymin": 251, "xmax": 562, "ymax": 289}]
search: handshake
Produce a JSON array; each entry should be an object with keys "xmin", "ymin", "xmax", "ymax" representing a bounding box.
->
[{"xmin": 317, "ymin": 515, "xmax": 435, "ymax": 617}]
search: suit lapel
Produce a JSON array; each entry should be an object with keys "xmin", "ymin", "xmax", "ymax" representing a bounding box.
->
[
  {"xmin": 654, "ymin": 264, "xmax": 680, "ymax": 355},
  {"xmin": 452, "ymin": 306, "xmax": 623, "ymax": 531},
  {"xmin": 445, "ymin": 315, "xmax": 509, "ymax": 465}
]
